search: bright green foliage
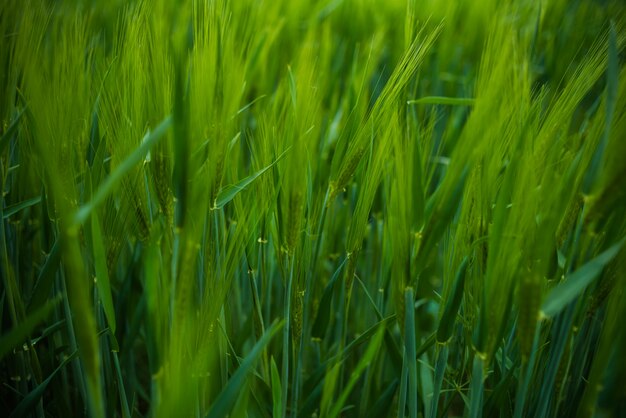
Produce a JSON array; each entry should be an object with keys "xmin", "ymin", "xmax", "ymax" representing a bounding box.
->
[{"xmin": 1, "ymin": 1, "xmax": 625, "ymax": 417}]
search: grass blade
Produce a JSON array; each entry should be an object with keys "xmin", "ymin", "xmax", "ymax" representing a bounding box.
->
[
  {"xmin": 2, "ymin": 196, "xmax": 41, "ymax": 219},
  {"xmin": 27, "ymin": 239, "xmax": 61, "ymax": 313},
  {"xmin": 404, "ymin": 288, "xmax": 418, "ymax": 418},
  {"xmin": 91, "ymin": 212, "xmax": 116, "ymax": 334},
  {"xmin": 271, "ymin": 356, "xmax": 282, "ymax": 418},
  {"xmin": 206, "ymin": 320, "xmax": 284, "ymax": 418},
  {"xmin": 213, "ymin": 147, "xmax": 290, "ymax": 209},
  {"xmin": 9, "ymin": 350, "xmax": 78, "ymax": 418},
  {"xmin": 0, "ymin": 297, "xmax": 59, "ymax": 360},
  {"xmin": 437, "ymin": 257, "xmax": 469, "ymax": 343},
  {"xmin": 0, "ymin": 107, "xmax": 26, "ymax": 154},
  {"xmin": 327, "ymin": 324, "xmax": 385, "ymax": 418},
  {"xmin": 541, "ymin": 238, "xmax": 625, "ymax": 318},
  {"xmin": 74, "ymin": 115, "xmax": 172, "ymax": 226}
]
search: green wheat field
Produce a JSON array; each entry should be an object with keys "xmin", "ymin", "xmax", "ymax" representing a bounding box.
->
[{"xmin": 1, "ymin": 0, "xmax": 625, "ymax": 417}]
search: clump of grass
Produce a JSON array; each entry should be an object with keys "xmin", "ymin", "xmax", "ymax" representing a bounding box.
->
[{"xmin": 1, "ymin": 0, "xmax": 626, "ymax": 417}]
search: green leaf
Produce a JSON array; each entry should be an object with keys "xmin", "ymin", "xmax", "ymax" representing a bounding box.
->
[
  {"xmin": 311, "ymin": 257, "xmax": 347, "ymax": 340},
  {"xmin": 429, "ymin": 344, "xmax": 449, "ymax": 418},
  {"xmin": 327, "ymin": 323, "xmax": 385, "ymax": 418},
  {"xmin": 91, "ymin": 212, "xmax": 116, "ymax": 333},
  {"xmin": 74, "ymin": 115, "xmax": 172, "ymax": 226},
  {"xmin": 270, "ymin": 356, "xmax": 282, "ymax": 418},
  {"xmin": 206, "ymin": 320, "xmax": 284, "ymax": 418},
  {"xmin": 0, "ymin": 107, "xmax": 26, "ymax": 154},
  {"xmin": 2, "ymin": 196, "xmax": 41, "ymax": 219},
  {"xmin": 541, "ymin": 238, "xmax": 625, "ymax": 318},
  {"xmin": 404, "ymin": 288, "xmax": 418, "ymax": 418},
  {"xmin": 365, "ymin": 379, "xmax": 399, "ymax": 418},
  {"xmin": 437, "ymin": 257, "xmax": 469, "ymax": 343},
  {"xmin": 214, "ymin": 147, "xmax": 290, "ymax": 209},
  {"xmin": 9, "ymin": 350, "xmax": 78, "ymax": 418},
  {"xmin": 0, "ymin": 297, "xmax": 59, "ymax": 360},
  {"xmin": 468, "ymin": 356, "xmax": 484, "ymax": 418},
  {"xmin": 27, "ymin": 239, "xmax": 61, "ymax": 313}
]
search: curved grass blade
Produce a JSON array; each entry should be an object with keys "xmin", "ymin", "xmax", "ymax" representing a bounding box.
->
[
  {"xmin": 0, "ymin": 107, "xmax": 27, "ymax": 154},
  {"xmin": 365, "ymin": 379, "xmax": 399, "ymax": 418},
  {"xmin": 91, "ymin": 212, "xmax": 116, "ymax": 334},
  {"xmin": 214, "ymin": 147, "xmax": 291, "ymax": 209},
  {"xmin": 206, "ymin": 320, "xmax": 284, "ymax": 418},
  {"xmin": 0, "ymin": 297, "xmax": 59, "ymax": 360},
  {"xmin": 437, "ymin": 257, "xmax": 469, "ymax": 343},
  {"xmin": 2, "ymin": 196, "xmax": 41, "ymax": 219},
  {"xmin": 74, "ymin": 115, "xmax": 172, "ymax": 226},
  {"xmin": 327, "ymin": 324, "xmax": 385, "ymax": 418},
  {"xmin": 9, "ymin": 350, "xmax": 78, "ymax": 418},
  {"xmin": 541, "ymin": 238, "xmax": 625, "ymax": 318},
  {"xmin": 311, "ymin": 257, "xmax": 347, "ymax": 340},
  {"xmin": 27, "ymin": 239, "xmax": 61, "ymax": 313}
]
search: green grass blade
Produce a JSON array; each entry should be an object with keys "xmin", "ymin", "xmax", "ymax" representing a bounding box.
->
[
  {"xmin": 541, "ymin": 238, "xmax": 625, "ymax": 318},
  {"xmin": 468, "ymin": 356, "xmax": 484, "ymax": 418},
  {"xmin": 404, "ymin": 288, "xmax": 418, "ymax": 418},
  {"xmin": 0, "ymin": 107, "xmax": 26, "ymax": 154},
  {"xmin": 0, "ymin": 297, "xmax": 59, "ymax": 360},
  {"xmin": 214, "ymin": 147, "xmax": 290, "ymax": 209},
  {"xmin": 327, "ymin": 324, "xmax": 385, "ymax": 418},
  {"xmin": 27, "ymin": 239, "xmax": 61, "ymax": 313},
  {"xmin": 206, "ymin": 320, "xmax": 284, "ymax": 418},
  {"xmin": 437, "ymin": 257, "xmax": 469, "ymax": 343},
  {"xmin": 2, "ymin": 196, "xmax": 41, "ymax": 219},
  {"xmin": 9, "ymin": 350, "xmax": 78, "ymax": 418},
  {"xmin": 74, "ymin": 115, "xmax": 172, "ymax": 226},
  {"xmin": 91, "ymin": 212, "xmax": 116, "ymax": 334},
  {"xmin": 311, "ymin": 257, "xmax": 347, "ymax": 340},
  {"xmin": 429, "ymin": 344, "xmax": 448, "ymax": 418},
  {"xmin": 271, "ymin": 356, "xmax": 282, "ymax": 418},
  {"xmin": 365, "ymin": 379, "xmax": 399, "ymax": 418}
]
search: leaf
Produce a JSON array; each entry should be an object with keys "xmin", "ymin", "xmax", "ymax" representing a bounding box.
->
[
  {"xmin": 9, "ymin": 350, "xmax": 78, "ymax": 418},
  {"xmin": 429, "ymin": 345, "xmax": 449, "ymax": 418},
  {"xmin": 327, "ymin": 324, "xmax": 385, "ymax": 418},
  {"xmin": 437, "ymin": 257, "xmax": 469, "ymax": 343},
  {"xmin": 311, "ymin": 257, "xmax": 347, "ymax": 340},
  {"xmin": 407, "ymin": 96, "xmax": 475, "ymax": 106},
  {"xmin": 206, "ymin": 320, "xmax": 284, "ymax": 418},
  {"xmin": 0, "ymin": 107, "xmax": 27, "ymax": 154},
  {"xmin": 404, "ymin": 288, "xmax": 418, "ymax": 418},
  {"xmin": 214, "ymin": 147, "xmax": 290, "ymax": 209},
  {"xmin": 365, "ymin": 379, "xmax": 399, "ymax": 418},
  {"xmin": 91, "ymin": 212, "xmax": 116, "ymax": 333},
  {"xmin": 468, "ymin": 356, "xmax": 484, "ymax": 418},
  {"xmin": 541, "ymin": 238, "xmax": 625, "ymax": 318},
  {"xmin": 2, "ymin": 196, "xmax": 41, "ymax": 219},
  {"xmin": 0, "ymin": 297, "xmax": 59, "ymax": 360},
  {"xmin": 74, "ymin": 115, "xmax": 172, "ymax": 226},
  {"xmin": 27, "ymin": 239, "xmax": 61, "ymax": 313},
  {"xmin": 270, "ymin": 356, "xmax": 282, "ymax": 418}
]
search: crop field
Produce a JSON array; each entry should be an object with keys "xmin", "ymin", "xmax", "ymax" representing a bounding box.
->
[{"xmin": 1, "ymin": 0, "xmax": 625, "ymax": 417}]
